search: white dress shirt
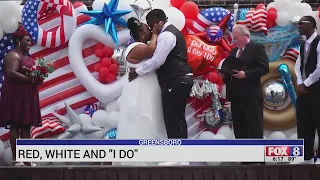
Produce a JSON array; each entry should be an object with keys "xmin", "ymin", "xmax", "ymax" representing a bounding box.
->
[
  {"xmin": 295, "ymin": 32, "xmax": 320, "ymax": 87},
  {"xmin": 135, "ymin": 22, "xmax": 176, "ymax": 76}
]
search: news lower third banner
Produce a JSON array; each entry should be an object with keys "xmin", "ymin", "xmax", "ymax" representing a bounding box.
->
[{"xmin": 16, "ymin": 139, "xmax": 304, "ymax": 163}]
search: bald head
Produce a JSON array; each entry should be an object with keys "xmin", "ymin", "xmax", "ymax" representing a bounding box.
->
[{"xmin": 232, "ymin": 24, "xmax": 250, "ymax": 48}]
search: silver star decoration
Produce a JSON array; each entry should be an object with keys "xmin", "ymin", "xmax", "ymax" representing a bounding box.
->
[
  {"xmin": 53, "ymin": 102, "xmax": 106, "ymax": 139},
  {"xmin": 131, "ymin": 0, "xmax": 152, "ymax": 20}
]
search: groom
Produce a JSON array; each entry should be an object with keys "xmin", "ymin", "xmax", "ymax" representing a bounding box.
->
[{"xmin": 129, "ymin": 9, "xmax": 194, "ymax": 139}]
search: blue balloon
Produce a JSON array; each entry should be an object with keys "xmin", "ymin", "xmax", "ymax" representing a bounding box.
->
[
  {"xmin": 279, "ymin": 64, "xmax": 297, "ymax": 108},
  {"xmin": 104, "ymin": 128, "xmax": 117, "ymax": 139}
]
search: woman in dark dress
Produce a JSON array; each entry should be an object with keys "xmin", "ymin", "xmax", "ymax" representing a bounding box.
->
[{"xmin": 0, "ymin": 28, "xmax": 42, "ymax": 166}]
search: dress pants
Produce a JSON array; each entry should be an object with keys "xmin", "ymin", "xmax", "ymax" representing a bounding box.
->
[
  {"xmin": 161, "ymin": 75, "xmax": 194, "ymax": 139},
  {"xmin": 296, "ymin": 92, "xmax": 320, "ymax": 160},
  {"xmin": 231, "ymin": 98, "xmax": 264, "ymax": 139}
]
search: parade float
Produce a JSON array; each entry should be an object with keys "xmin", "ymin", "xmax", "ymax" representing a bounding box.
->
[{"xmin": 0, "ymin": 0, "xmax": 319, "ymax": 174}]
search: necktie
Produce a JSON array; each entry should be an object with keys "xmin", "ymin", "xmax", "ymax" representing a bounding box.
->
[{"xmin": 237, "ymin": 49, "xmax": 243, "ymax": 58}]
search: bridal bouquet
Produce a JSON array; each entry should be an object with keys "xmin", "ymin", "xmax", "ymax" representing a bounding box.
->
[{"xmin": 23, "ymin": 58, "xmax": 55, "ymax": 81}]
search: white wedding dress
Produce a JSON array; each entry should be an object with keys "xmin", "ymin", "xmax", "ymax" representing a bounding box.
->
[{"xmin": 114, "ymin": 42, "xmax": 168, "ymax": 166}]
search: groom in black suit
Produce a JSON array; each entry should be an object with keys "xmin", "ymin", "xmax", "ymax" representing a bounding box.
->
[
  {"xmin": 129, "ymin": 9, "xmax": 193, "ymax": 139},
  {"xmin": 221, "ymin": 24, "xmax": 269, "ymax": 139}
]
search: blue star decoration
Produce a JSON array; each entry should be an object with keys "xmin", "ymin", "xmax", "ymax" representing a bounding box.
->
[{"xmin": 81, "ymin": 0, "xmax": 131, "ymax": 45}]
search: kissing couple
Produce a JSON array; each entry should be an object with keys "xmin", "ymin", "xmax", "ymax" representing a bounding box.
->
[{"xmin": 115, "ymin": 9, "xmax": 194, "ymax": 166}]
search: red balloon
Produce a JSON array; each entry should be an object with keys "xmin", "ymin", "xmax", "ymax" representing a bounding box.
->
[
  {"xmin": 105, "ymin": 74, "xmax": 116, "ymax": 83},
  {"xmin": 101, "ymin": 57, "xmax": 112, "ymax": 67},
  {"xmin": 267, "ymin": 7, "xmax": 277, "ymax": 13},
  {"xmin": 111, "ymin": 58, "xmax": 119, "ymax": 65},
  {"xmin": 208, "ymin": 72, "xmax": 218, "ymax": 83},
  {"xmin": 266, "ymin": 20, "xmax": 276, "ymax": 28},
  {"xmin": 94, "ymin": 43, "xmax": 104, "ymax": 51},
  {"xmin": 102, "ymin": 47, "xmax": 111, "ymax": 57},
  {"xmin": 267, "ymin": 11, "xmax": 277, "ymax": 21},
  {"xmin": 180, "ymin": 1, "xmax": 199, "ymax": 20},
  {"xmin": 94, "ymin": 63, "xmax": 102, "ymax": 72},
  {"xmin": 256, "ymin": 3, "xmax": 265, "ymax": 9},
  {"xmin": 218, "ymin": 84, "xmax": 222, "ymax": 92},
  {"xmin": 94, "ymin": 49, "xmax": 103, "ymax": 58},
  {"xmin": 171, "ymin": 0, "xmax": 186, "ymax": 9},
  {"xmin": 109, "ymin": 64, "xmax": 119, "ymax": 74},
  {"xmin": 184, "ymin": 18, "xmax": 193, "ymax": 29},
  {"xmin": 181, "ymin": 28, "xmax": 188, "ymax": 36},
  {"xmin": 216, "ymin": 76, "xmax": 224, "ymax": 85},
  {"xmin": 99, "ymin": 67, "xmax": 110, "ymax": 77}
]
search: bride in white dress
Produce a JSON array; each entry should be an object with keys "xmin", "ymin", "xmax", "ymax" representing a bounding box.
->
[{"xmin": 114, "ymin": 18, "xmax": 167, "ymax": 166}]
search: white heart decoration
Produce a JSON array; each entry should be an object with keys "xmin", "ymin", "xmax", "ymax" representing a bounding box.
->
[{"xmin": 68, "ymin": 24, "xmax": 131, "ymax": 103}]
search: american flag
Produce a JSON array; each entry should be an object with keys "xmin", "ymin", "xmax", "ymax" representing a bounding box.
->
[
  {"xmin": 0, "ymin": 34, "xmax": 14, "ymax": 92},
  {"xmin": 236, "ymin": 6, "xmax": 267, "ymax": 34},
  {"xmin": 206, "ymin": 25, "xmax": 223, "ymax": 43},
  {"xmin": 283, "ymin": 40, "xmax": 300, "ymax": 61},
  {"xmin": 23, "ymin": 2, "xmax": 100, "ymax": 118},
  {"xmin": 84, "ymin": 103, "xmax": 100, "ymax": 117},
  {"xmin": 188, "ymin": 7, "xmax": 234, "ymax": 43}
]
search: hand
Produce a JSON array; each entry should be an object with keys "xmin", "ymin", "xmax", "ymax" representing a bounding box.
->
[
  {"xmin": 128, "ymin": 68, "xmax": 138, "ymax": 82},
  {"xmin": 152, "ymin": 21, "xmax": 164, "ymax": 35},
  {"xmin": 297, "ymin": 84, "xmax": 308, "ymax": 94},
  {"xmin": 232, "ymin": 70, "xmax": 246, "ymax": 79}
]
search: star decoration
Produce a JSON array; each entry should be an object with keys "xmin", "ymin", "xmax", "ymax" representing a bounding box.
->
[
  {"xmin": 130, "ymin": 0, "xmax": 152, "ymax": 20},
  {"xmin": 81, "ymin": 0, "xmax": 131, "ymax": 45}
]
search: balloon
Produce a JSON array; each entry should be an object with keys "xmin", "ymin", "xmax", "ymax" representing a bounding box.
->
[
  {"xmin": 289, "ymin": 133, "xmax": 297, "ymax": 139},
  {"xmin": 164, "ymin": 7, "xmax": 186, "ymax": 31},
  {"xmin": 95, "ymin": 49, "xmax": 103, "ymax": 58},
  {"xmin": 104, "ymin": 128, "xmax": 117, "ymax": 139},
  {"xmin": 267, "ymin": 11, "xmax": 277, "ymax": 21},
  {"xmin": 207, "ymin": 72, "xmax": 218, "ymax": 83},
  {"xmin": 92, "ymin": 0, "xmax": 111, "ymax": 10},
  {"xmin": 205, "ymin": 25, "xmax": 223, "ymax": 43},
  {"xmin": 151, "ymin": 0, "xmax": 171, "ymax": 10},
  {"xmin": 198, "ymin": 131, "xmax": 215, "ymax": 139},
  {"xmin": 279, "ymin": 64, "xmax": 296, "ymax": 107},
  {"xmin": 2, "ymin": 147, "xmax": 12, "ymax": 165},
  {"xmin": 92, "ymin": 110, "xmax": 109, "ymax": 128},
  {"xmin": 179, "ymin": 1, "xmax": 199, "ymax": 20},
  {"xmin": 105, "ymin": 99, "xmax": 119, "ymax": 113},
  {"xmin": 213, "ymin": 134, "xmax": 226, "ymax": 139},
  {"xmin": 184, "ymin": 18, "xmax": 193, "ymax": 29},
  {"xmin": 185, "ymin": 35, "xmax": 226, "ymax": 76},
  {"xmin": 106, "ymin": 111, "xmax": 119, "ymax": 128},
  {"xmin": 216, "ymin": 126, "xmax": 233, "ymax": 139},
  {"xmin": 0, "ymin": 17, "xmax": 18, "ymax": 33},
  {"xmin": 106, "ymin": 74, "xmax": 117, "ymax": 83},
  {"xmin": 79, "ymin": 114, "xmax": 92, "ymax": 124},
  {"xmin": 256, "ymin": 3, "xmax": 265, "ymax": 9},
  {"xmin": 109, "ymin": 64, "xmax": 119, "ymax": 74},
  {"xmin": 267, "ymin": 7, "xmax": 277, "ymax": 13},
  {"xmin": 275, "ymin": 12, "xmax": 290, "ymax": 27},
  {"xmin": 170, "ymin": 0, "xmax": 185, "ymax": 9},
  {"xmin": 68, "ymin": 24, "xmax": 130, "ymax": 103},
  {"xmin": 94, "ymin": 63, "xmax": 102, "ymax": 72},
  {"xmin": 100, "ymin": 67, "xmax": 110, "ymax": 77},
  {"xmin": 266, "ymin": 20, "xmax": 276, "ymax": 28}
]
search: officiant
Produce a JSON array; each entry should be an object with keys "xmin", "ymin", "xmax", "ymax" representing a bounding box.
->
[{"xmin": 220, "ymin": 24, "xmax": 269, "ymax": 140}]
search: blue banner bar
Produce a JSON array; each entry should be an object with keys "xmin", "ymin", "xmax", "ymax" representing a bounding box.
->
[{"xmin": 17, "ymin": 139, "xmax": 304, "ymax": 146}]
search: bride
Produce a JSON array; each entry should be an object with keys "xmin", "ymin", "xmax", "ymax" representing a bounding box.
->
[{"xmin": 115, "ymin": 17, "xmax": 167, "ymax": 166}]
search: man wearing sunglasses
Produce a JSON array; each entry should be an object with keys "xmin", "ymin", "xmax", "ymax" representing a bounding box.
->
[{"xmin": 292, "ymin": 16, "xmax": 320, "ymax": 164}]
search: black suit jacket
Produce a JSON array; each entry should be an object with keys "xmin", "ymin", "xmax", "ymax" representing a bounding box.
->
[{"xmin": 223, "ymin": 41, "xmax": 269, "ymax": 101}]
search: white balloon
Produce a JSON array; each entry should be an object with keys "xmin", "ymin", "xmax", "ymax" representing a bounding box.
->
[
  {"xmin": 14, "ymin": 5, "xmax": 24, "ymax": 23},
  {"xmin": 216, "ymin": 126, "xmax": 233, "ymax": 139},
  {"xmin": 151, "ymin": 0, "xmax": 171, "ymax": 10},
  {"xmin": 198, "ymin": 131, "xmax": 215, "ymax": 139},
  {"xmin": 68, "ymin": 25, "xmax": 130, "ymax": 103},
  {"xmin": 263, "ymin": 136, "xmax": 267, "ymax": 139},
  {"xmin": 92, "ymin": 0, "xmax": 110, "ymax": 10},
  {"xmin": 0, "ymin": 141, "xmax": 4, "ymax": 158},
  {"xmin": 118, "ymin": 0, "xmax": 137, "ymax": 22},
  {"xmin": 275, "ymin": 12, "xmax": 290, "ymax": 27},
  {"xmin": 213, "ymin": 134, "xmax": 226, "ymax": 139},
  {"xmin": 0, "ymin": 28, "xmax": 3, "ymax": 40},
  {"xmin": 106, "ymin": 112, "xmax": 119, "ymax": 128},
  {"xmin": 300, "ymin": 3, "xmax": 312, "ymax": 13},
  {"xmin": 289, "ymin": 133, "xmax": 297, "ymax": 139},
  {"xmin": 164, "ymin": 7, "xmax": 186, "ymax": 31},
  {"xmin": 2, "ymin": 147, "xmax": 12, "ymax": 165},
  {"xmin": 106, "ymin": 100, "xmax": 119, "ymax": 113},
  {"xmin": 79, "ymin": 114, "xmax": 92, "ymax": 124},
  {"xmin": 290, "ymin": 0, "xmax": 302, "ymax": 2},
  {"xmin": 0, "ymin": 17, "xmax": 18, "ymax": 33},
  {"xmin": 266, "ymin": 2, "xmax": 277, "ymax": 11},
  {"xmin": 273, "ymin": 0, "xmax": 289, "ymax": 10},
  {"xmin": 92, "ymin": 110, "xmax": 109, "ymax": 128},
  {"xmin": 268, "ymin": 131, "xmax": 286, "ymax": 139},
  {"xmin": 16, "ymin": 0, "xmax": 23, "ymax": 5}
]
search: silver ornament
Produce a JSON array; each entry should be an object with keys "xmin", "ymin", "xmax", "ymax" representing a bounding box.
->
[
  {"xmin": 291, "ymin": 16, "xmax": 301, "ymax": 26},
  {"xmin": 264, "ymin": 81, "xmax": 286, "ymax": 106},
  {"xmin": 203, "ymin": 110, "xmax": 221, "ymax": 128},
  {"xmin": 113, "ymin": 45, "xmax": 127, "ymax": 67},
  {"xmin": 131, "ymin": 0, "xmax": 152, "ymax": 20}
]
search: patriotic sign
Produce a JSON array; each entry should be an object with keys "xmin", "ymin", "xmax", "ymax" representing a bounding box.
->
[
  {"xmin": 236, "ymin": 6, "xmax": 268, "ymax": 34},
  {"xmin": 22, "ymin": 0, "xmax": 77, "ymax": 48}
]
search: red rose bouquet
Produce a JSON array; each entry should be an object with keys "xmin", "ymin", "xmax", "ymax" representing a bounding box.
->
[{"xmin": 23, "ymin": 58, "xmax": 55, "ymax": 81}]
